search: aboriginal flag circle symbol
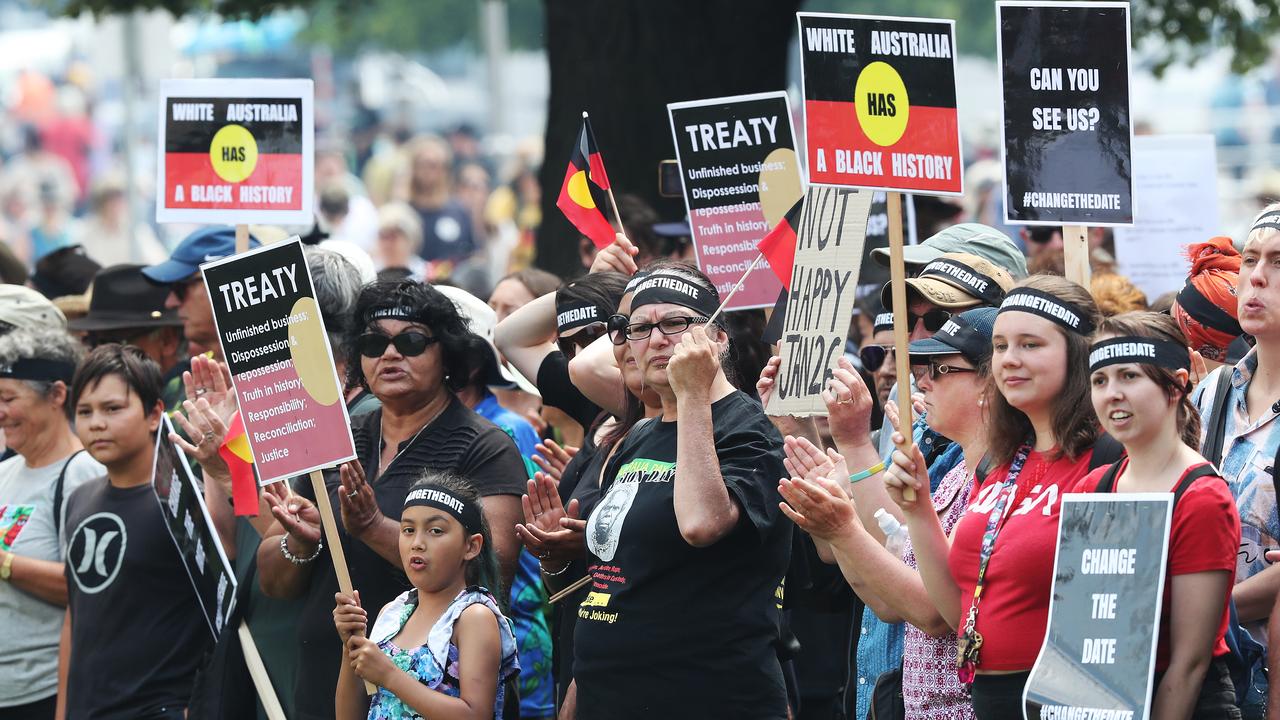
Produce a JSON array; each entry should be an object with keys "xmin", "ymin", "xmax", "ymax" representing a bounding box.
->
[
  {"xmin": 567, "ymin": 170, "xmax": 596, "ymax": 209},
  {"xmin": 855, "ymin": 61, "xmax": 910, "ymax": 147},
  {"xmin": 210, "ymin": 124, "xmax": 259, "ymax": 183}
]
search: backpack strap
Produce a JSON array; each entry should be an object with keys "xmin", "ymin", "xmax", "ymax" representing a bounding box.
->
[
  {"xmin": 1200, "ymin": 368, "xmax": 1235, "ymax": 467},
  {"xmin": 1172, "ymin": 463, "xmax": 1222, "ymax": 508},
  {"xmin": 974, "ymin": 452, "xmax": 993, "ymax": 486},
  {"xmin": 1093, "ymin": 460, "xmax": 1125, "ymax": 493},
  {"xmin": 52, "ymin": 449, "xmax": 84, "ymax": 537},
  {"xmin": 1088, "ymin": 433, "xmax": 1126, "ymax": 471}
]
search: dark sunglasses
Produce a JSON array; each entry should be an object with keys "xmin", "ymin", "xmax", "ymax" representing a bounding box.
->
[
  {"xmin": 907, "ymin": 309, "xmax": 952, "ymax": 333},
  {"xmin": 557, "ymin": 322, "xmax": 607, "ymax": 359},
  {"xmin": 619, "ymin": 316, "xmax": 707, "ymax": 343},
  {"xmin": 859, "ymin": 344, "xmax": 895, "ymax": 372},
  {"xmin": 910, "ymin": 360, "xmax": 976, "ymax": 383},
  {"xmin": 358, "ymin": 331, "xmax": 439, "ymax": 358},
  {"xmin": 607, "ymin": 314, "xmax": 630, "ymax": 345},
  {"xmin": 171, "ymin": 277, "xmax": 203, "ymax": 302}
]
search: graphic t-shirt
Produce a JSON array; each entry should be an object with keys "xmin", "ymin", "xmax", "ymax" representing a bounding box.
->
[
  {"xmin": 573, "ymin": 391, "xmax": 791, "ymax": 719},
  {"xmin": 947, "ymin": 447, "xmax": 1096, "ymax": 671},
  {"xmin": 293, "ymin": 401, "xmax": 527, "ymax": 720},
  {"xmin": 1073, "ymin": 461, "xmax": 1239, "ymax": 672},
  {"xmin": 0, "ymin": 451, "xmax": 103, "ymax": 707},
  {"xmin": 552, "ymin": 435, "xmax": 608, "ymax": 698},
  {"xmin": 414, "ymin": 199, "xmax": 475, "ymax": 262},
  {"xmin": 63, "ymin": 478, "xmax": 212, "ymax": 719}
]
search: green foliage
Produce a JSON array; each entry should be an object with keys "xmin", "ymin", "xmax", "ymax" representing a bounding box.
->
[{"xmin": 1130, "ymin": 0, "xmax": 1280, "ymax": 76}]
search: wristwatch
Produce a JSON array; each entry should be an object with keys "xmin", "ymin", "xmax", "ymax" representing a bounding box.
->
[{"xmin": 0, "ymin": 551, "xmax": 13, "ymax": 581}]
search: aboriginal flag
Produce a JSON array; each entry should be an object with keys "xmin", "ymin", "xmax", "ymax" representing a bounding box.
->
[
  {"xmin": 218, "ymin": 411, "xmax": 258, "ymax": 516},
  {"xmin": 757, "ymin": 197, "xmax": 804, "ymax": 290},
  {"xmin": 557, "ymin": 116, "xmax": 617, "ymax": 249}
]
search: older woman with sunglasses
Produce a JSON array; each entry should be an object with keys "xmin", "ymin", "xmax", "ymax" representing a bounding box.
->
[
  {"xmin": 256, "ymin": 280, "xmax": 528, "ymax": 720},
  {"xmin": 571, "ymin": 263, "xmax": 791, "ymax": 719}
]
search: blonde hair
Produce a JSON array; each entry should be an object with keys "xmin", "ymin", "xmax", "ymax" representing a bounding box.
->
[
  {"xmin": 377, "ymin": 202, "xmax": 424, "ymax": 253},
  {"xmin": 1090, "ymin": 272, "xmax": 1148, "ymax": 316}
]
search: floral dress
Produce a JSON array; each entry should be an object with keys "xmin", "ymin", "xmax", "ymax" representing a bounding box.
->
[{"xmin": 366, "ymin": 585, "xmax": 520, "ymax": 720}]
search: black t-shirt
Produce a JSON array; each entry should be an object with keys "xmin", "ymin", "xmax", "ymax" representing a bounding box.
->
[
  {"xmin": 293, "ymin": 399, "xmax": 527, "ymax": 719},
  {"xmin": 536, "ymin": 351, "xmax": 602, "ymax": 432},
  {"xmin": 573, "ymin": 391, "xmax": 791, "ymax": 719},
  {"xmin": 413, "ymin": 199, "xmax": 475, "ymax": 262},
  {"xmin": 63, "ymin": 478, "xmax": 212, "ymax": 719}
]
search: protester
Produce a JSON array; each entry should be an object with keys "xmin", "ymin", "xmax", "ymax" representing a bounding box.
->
[
  {"xmin": 489, "ymin": 268, "xmax": 562, "ymax": 324},
  {"xmin": 884, "ymin": 275, "xmax": 1105, "ymax": 717},
  {"xmin": 1091, "ymin": 271, "xmax": 1149, "ymax": 316},
  {"xmin": 403, "ymin": 135, "xmax": 477, "ymax": 267},
  {"xmin": 142, "ymin": 225, "xmax": 262, "ymax": 360},
  {"xmin": 256, "ymin": 279, "xmax": 526, "ymax": 720},
  {"xmin": 374, "ymin": 202, "xmax": 427, "ymax": 277},
  {"xmin": 1081, "ymin": 312, "xmax": 1241, "ymax": 717},
  {"xmin": 332, "ymin": 473, "xmax": 520, "ymax": 720},
  {"xmin": 0, "ymin": 329, "xmax": 102, "ymax": 720},
  {"xmin": 570, "ymin": 263, "xmax": 791, "ymax": 718},
  {"xmin": 1174, "ymin": 236, "xmax": 1244, "ymax": 370},
  {"xmin": 0, "ymin": 284, "xmax": 67, "ymax": 335},
  {"xmin": 60, "ymin": 344, "xmax": 210, "ymax": 718},
  {"xmin": 857, "ymin": 310, "xmax": 898, "ymax": 406}
]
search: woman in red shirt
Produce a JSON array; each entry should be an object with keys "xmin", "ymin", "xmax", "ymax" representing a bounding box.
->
[
  {"xmin": 1077, "ymin": 311, "xmax": 1240, "ymax": 718},
  {"xmin": 885, "ymin": 275, "xmax": 1104, "ymax": 717}
]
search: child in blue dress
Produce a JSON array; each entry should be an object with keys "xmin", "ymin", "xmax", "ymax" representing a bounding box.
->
[{"xmin": 333, "ymin": 473, "xmax": 520, "ymax": 720}]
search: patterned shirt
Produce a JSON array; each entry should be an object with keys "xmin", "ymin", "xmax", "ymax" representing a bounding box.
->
[{"xmin": 901, "ymin": 460, "xmax": 975, "ymax": 719}]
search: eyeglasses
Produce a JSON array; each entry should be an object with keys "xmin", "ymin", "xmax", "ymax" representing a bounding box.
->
[
  {"xmin": 910, "ymin": 360, "xmax": 976, "ymax": 383},
  {"xmin": 557, "ymin": 322, "xmax": 607, "ymax": 359},
  {"xmin": 618, "ymin": 316, "xmax": 707, "ymax": 343},
  {"xmin": 859, "ymin": 344, "xmax": 895, "ymax": 372},
  {"xmin": 171, "ymin": 277, "xmax": 203, "ymax": 302},
  {"xmin": 358, "ymin": 331, "xmax": 440, "ymax": 358},
  {"xmin": 607, "ymin": 313, "xmax": 630, "ymax": 345},
  {"xmin": 907, "ymin": 309, "xmax": 952, "ymax": 333}
]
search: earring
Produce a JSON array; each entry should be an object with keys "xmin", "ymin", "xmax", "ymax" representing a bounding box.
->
[{"xmin": 977, "ymin": 397, "xmax": 985, "ymax": 408}]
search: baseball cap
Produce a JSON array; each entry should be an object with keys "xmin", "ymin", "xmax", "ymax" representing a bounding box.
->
[
  {"xmin": 907, "ymin": 307, "xmax": 998, "ymax": 365},
  {"xmin": 871, "ymin": 223, "xmax": 1028, "ymax": 279},
  {"xmin": 434, "ymin": 284, "xmax": 540, "ymax": 396},
  {"xmin": 141, "ymin": 226, "xmax": 262, "ymax": 285},
  {"xmin": 882, "ymin": 252, "xmax": 1015, "ymax": 310},
  {"xmin": 0, "ymin": 284, "xmax": 67, "ymax": 333}
]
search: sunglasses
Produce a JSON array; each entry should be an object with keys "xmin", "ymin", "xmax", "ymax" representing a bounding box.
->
[
  {"xmin": 358, "ymin": 331, "xmax": 439, "ymax": 358},
  {"xmin": 859, "ymin": 344, "xmax": 895, "ymax": 372},
  {"xmin": 907, "ymin": 309, "xmax": 952, "ymax": 333},
  {"xmin": 910, "ymin": 360, "xmax": 976, "ymax": 383},
  {"xmin": 171, "ymin": 277, "xmax": 203, "ymax": 302},
  {"xmin": 618, "ymin": 316, "xmax": 707, "ymax": 343},
  {"xmin": 557, "ymin": 322, "xmax": 607, "ymax": 359}
]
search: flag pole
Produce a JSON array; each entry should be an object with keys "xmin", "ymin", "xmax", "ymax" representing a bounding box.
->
[
  {"xmin": 706, "ymin": 252, "xmax": 764, "ymax": 326},
  {"xmin": 583, "ymin": 111, "xmax": 626, "ymax": 234}
]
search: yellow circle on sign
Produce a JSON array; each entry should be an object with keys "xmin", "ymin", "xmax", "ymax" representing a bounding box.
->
[
  {"xmin": 288, "ymin": 296, "xmax": 341, "ymax": 407},
  {"xmin": 854, "ymin": 61, "xmax": 910, "ymax": 147},
  {"xmin": 209, "ymin": 124, "xmax": 259, "ymax": 183}
]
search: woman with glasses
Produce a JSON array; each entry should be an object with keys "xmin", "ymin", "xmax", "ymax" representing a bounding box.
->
[
  {"xmin": 571, "ymin": 264, "xmax": 791, "ymax": 719},
  {"xmin": 255, "ymin": 280, "xmax": 528, "ymax": 720}
]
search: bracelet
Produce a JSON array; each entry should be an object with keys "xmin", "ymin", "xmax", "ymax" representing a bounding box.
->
[
  {"xmin": 541, "ymin": 560, "xmax": 572, "ymax": 576},
  {"xmin": 848, "ymin": 461, "xmax": 887, "ymax": 484},
  {"xmin": 279, "ymin": 534, "xmax": 323, "ymax": 565}
]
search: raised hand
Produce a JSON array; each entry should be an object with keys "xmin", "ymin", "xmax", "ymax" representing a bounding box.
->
[
  {"xmin": 338, "ymin": 460, "xmax": 383, "ymax": 540},
  {"xmin": 532, "ymin": 439, "xmax": 579, "ymax": 483},
  {"xmin": 589, "ymin": 233, "xmax": 639, "ymax": 276},
  {"xmin": 263, "ymin": 480, "xmax": 322, "ymax": 549},
  {"xmin": 516, "ymin": 473, "xmax": 585, "ymax": 568},
  {"xmin": 822, "ymin": 356, "xmax": 875, "ymax": 449},
  {"xmin": 883, "ymin": 432, "xmax": 930, "ymax": 515},
  {"xmin": 778, "ymin": 474, "xmax": 860, "ymax": 541}
]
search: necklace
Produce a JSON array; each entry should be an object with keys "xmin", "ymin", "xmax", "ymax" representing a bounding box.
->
[{"xmin": 377, "ymin": 404, "xmax": 445, "ymax": 475}]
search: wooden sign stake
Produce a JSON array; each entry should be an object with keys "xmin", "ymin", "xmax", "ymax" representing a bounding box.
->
[
  {"xmin": 238, "ymin": 620, "xmax": 287, "ymax": 720},
  {"xmin": 886, "ymin": 192, "xmax": 916, "ymax": 502},
  {"xmin": 1063, "ymin": 224, "xmax": 1091, "ymax": 286}
]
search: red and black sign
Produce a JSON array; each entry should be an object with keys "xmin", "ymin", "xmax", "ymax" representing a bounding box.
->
[{"xmin": 798, "ymin": 13, "xmax": 962, "ymax": 195}]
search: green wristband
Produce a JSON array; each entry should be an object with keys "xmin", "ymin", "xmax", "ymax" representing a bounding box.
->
[{"xmin": 848, "ymin": 461, "xmax": 887, "ymax": 484}]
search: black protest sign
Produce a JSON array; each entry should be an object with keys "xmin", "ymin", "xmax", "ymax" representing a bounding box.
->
[
  {"xmin": 152, "ymin": 414, "xmax": 238, "ymax": 639},
  {"xmin": 998, "ymin": 2, "xmax": 1134, "ymax": 226},
  {"xmin": 201, "ymin": 238, "xmax": 357, "ymax": 484},
  {"xmin": 766, "ymin": 187, "xmax": 872, "ymax": 416},
  {"xmin": 1023, "ymin": 494, "xmax": 1172, "ymax": 720}
]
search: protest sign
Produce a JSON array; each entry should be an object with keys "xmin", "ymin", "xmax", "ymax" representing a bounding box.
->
[
  {"xmin": 1114, "ymin": 135, "xmax": 1220, "ymax": 300},
  {"xmin": 201, "ymin": 238, "xmax": 356, "ymax": 485},
  {"xmin": 1023, "ymin": 494, "xmax": 1172, "ymax": 720},
  {"xmin": 667, "ymin": 91, "xmax": 804, "ymax": 310},
  {"xmin": 797, "ymin": 12, "xmax": 962, "ymax": 195},
  {"xmin": 998, "ymin": 2, "xmax": 1135, "ymax": 226},
  {"xmin": 157, "ymin": 78, "xmax": 313, "ymax": 225},
  {"xmin": 152, "ymin": 414, "xmax": 237, "ymax": 639},
  {"xmin": 766, "ymin": 186, "xmax": 872, "ymax": 416}
]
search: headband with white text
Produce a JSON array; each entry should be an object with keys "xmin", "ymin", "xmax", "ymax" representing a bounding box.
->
[
  {"xmin": 403, "ymin": 485, "xmax": 482, "ymax": 534},
  {"xmin": 998, "ymin": 287, "xmax": 1094, "ymax": 335},
  {"xmin": 1089, "ymin": 336, "xmax": 1190, "ymax": 374}
]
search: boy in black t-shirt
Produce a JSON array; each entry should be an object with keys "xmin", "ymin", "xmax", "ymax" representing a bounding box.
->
[{"xmin": 57, "ymin": 345, "xmax": 211, "ymax": 720}]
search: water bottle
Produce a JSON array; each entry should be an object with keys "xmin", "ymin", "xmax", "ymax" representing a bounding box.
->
[{"xmin": 876, "ymin": 507, "xmax": 909, "ymax": 558}]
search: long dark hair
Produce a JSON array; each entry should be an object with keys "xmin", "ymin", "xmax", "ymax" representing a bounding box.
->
[
  {"xmin": 405, "ymin": 472, "xmax": 503, "ymax": 602},
  {"xmin": 1094, "ymin": 312, "xmax": 1201, "ymax": 449},
  {"xmin": 987, "ymin": 275, "xmax": 1101, "ymax": 464}
]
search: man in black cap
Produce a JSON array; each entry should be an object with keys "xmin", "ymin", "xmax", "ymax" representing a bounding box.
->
[{"xmin": 68, "ymin": 264, "xmax": 187, "ymax": 412}]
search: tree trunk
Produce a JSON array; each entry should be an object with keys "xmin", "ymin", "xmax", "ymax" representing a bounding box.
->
[{"xmin": 537, "ymin": 0, "xmax": 802, "ymax": 278}]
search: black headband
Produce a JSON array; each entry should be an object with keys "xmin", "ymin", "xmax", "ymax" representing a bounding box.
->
[
  {"xmin": 366, "ymin": 305, "xmax": 420, "ymax": 324},
  {"xmin": 555, "ymin": 301, "xmax": 602, "ymax": 335},
  {"xmin": 998, "ymin": 287, "xmax": 1094, "ymax": 335},
  {"xmin": 918, "ymin": 259, "xmax": 1006, "ymax": 306},
  {"xmin": 624, "ymin": 270, "xmax": 652, "ymax": 295},
  {"xmin": 1176, "ymin": 280, "xmax": 1243, "ymax": 337},
  {"xmin": 630, "ymin": 271, "xmax": 719, "ymax": 318},
  {"xmin": 1251, "ymin": 210, "xmax": 1280, "ymax": 234},
  {"xmin": 0, "ymin": 358, "xmax": 76, "ymax": 383},
  {"xmin": 873, "ymin": 312, "xmax": 894, "ymax": 334},
  {"xmin": 403, "ymin": 485, "xmax": 482, "ymax": 534},
  {"xmin": 1089, "ymin": 336, "xmax": 1190, "ymax": 374}
]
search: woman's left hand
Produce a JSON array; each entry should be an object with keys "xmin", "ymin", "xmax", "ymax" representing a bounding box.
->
[
  {"xmin": 184, "ymin": 355, "xmax": 237, "ymax": 427},
  {"xmin": 339, "ymin": 461, "xmax": 384, "ymax": 539},
  {"xmin": 778, "ymin": 474, "xmax": 859, "ymax": 541},
  {"xmin": 347, "ymin": 635, "xmax": 397, "ymax": 687},
  {"xmin": 170, "ymin": 397, "xmax": 233, "ymax": 490},
  {"xmin": 668, "ymin": 324, "xmax": 720, "ymax": 399}
]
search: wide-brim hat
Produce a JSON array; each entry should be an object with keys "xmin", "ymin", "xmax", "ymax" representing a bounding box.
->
[
  {"xmin": 433, "ymin": 284, "xmax": 541, "ymax": 396},
  {"xmin": 882, "ymin": 252, "xmax": 1015, "ymax": 310},
  {"xmin": 68, "ymin": 264, "xmax": 182, "ymax": 332}
]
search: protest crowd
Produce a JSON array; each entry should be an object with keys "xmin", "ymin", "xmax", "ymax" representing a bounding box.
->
[{"xmin": 6, "ymin": 6, "xmax": 1280, "ymax": 720}]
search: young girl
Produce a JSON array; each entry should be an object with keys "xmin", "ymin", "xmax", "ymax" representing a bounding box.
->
[
  {"xmin": 1077, "ymin": 311, "xmax": 1240, "ymax": 719},
  {"xmin": 333, "ymin": 474, "xmax": 519, "ymax": 720},
  {"xmin": 885, "ymin": 275, "xmax": 1106, "ymax": 718}
]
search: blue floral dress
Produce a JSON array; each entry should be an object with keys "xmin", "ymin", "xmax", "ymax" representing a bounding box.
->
[{"xmin": 366, "ymin": 586, "xmax": 520, "ymax": 720}]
